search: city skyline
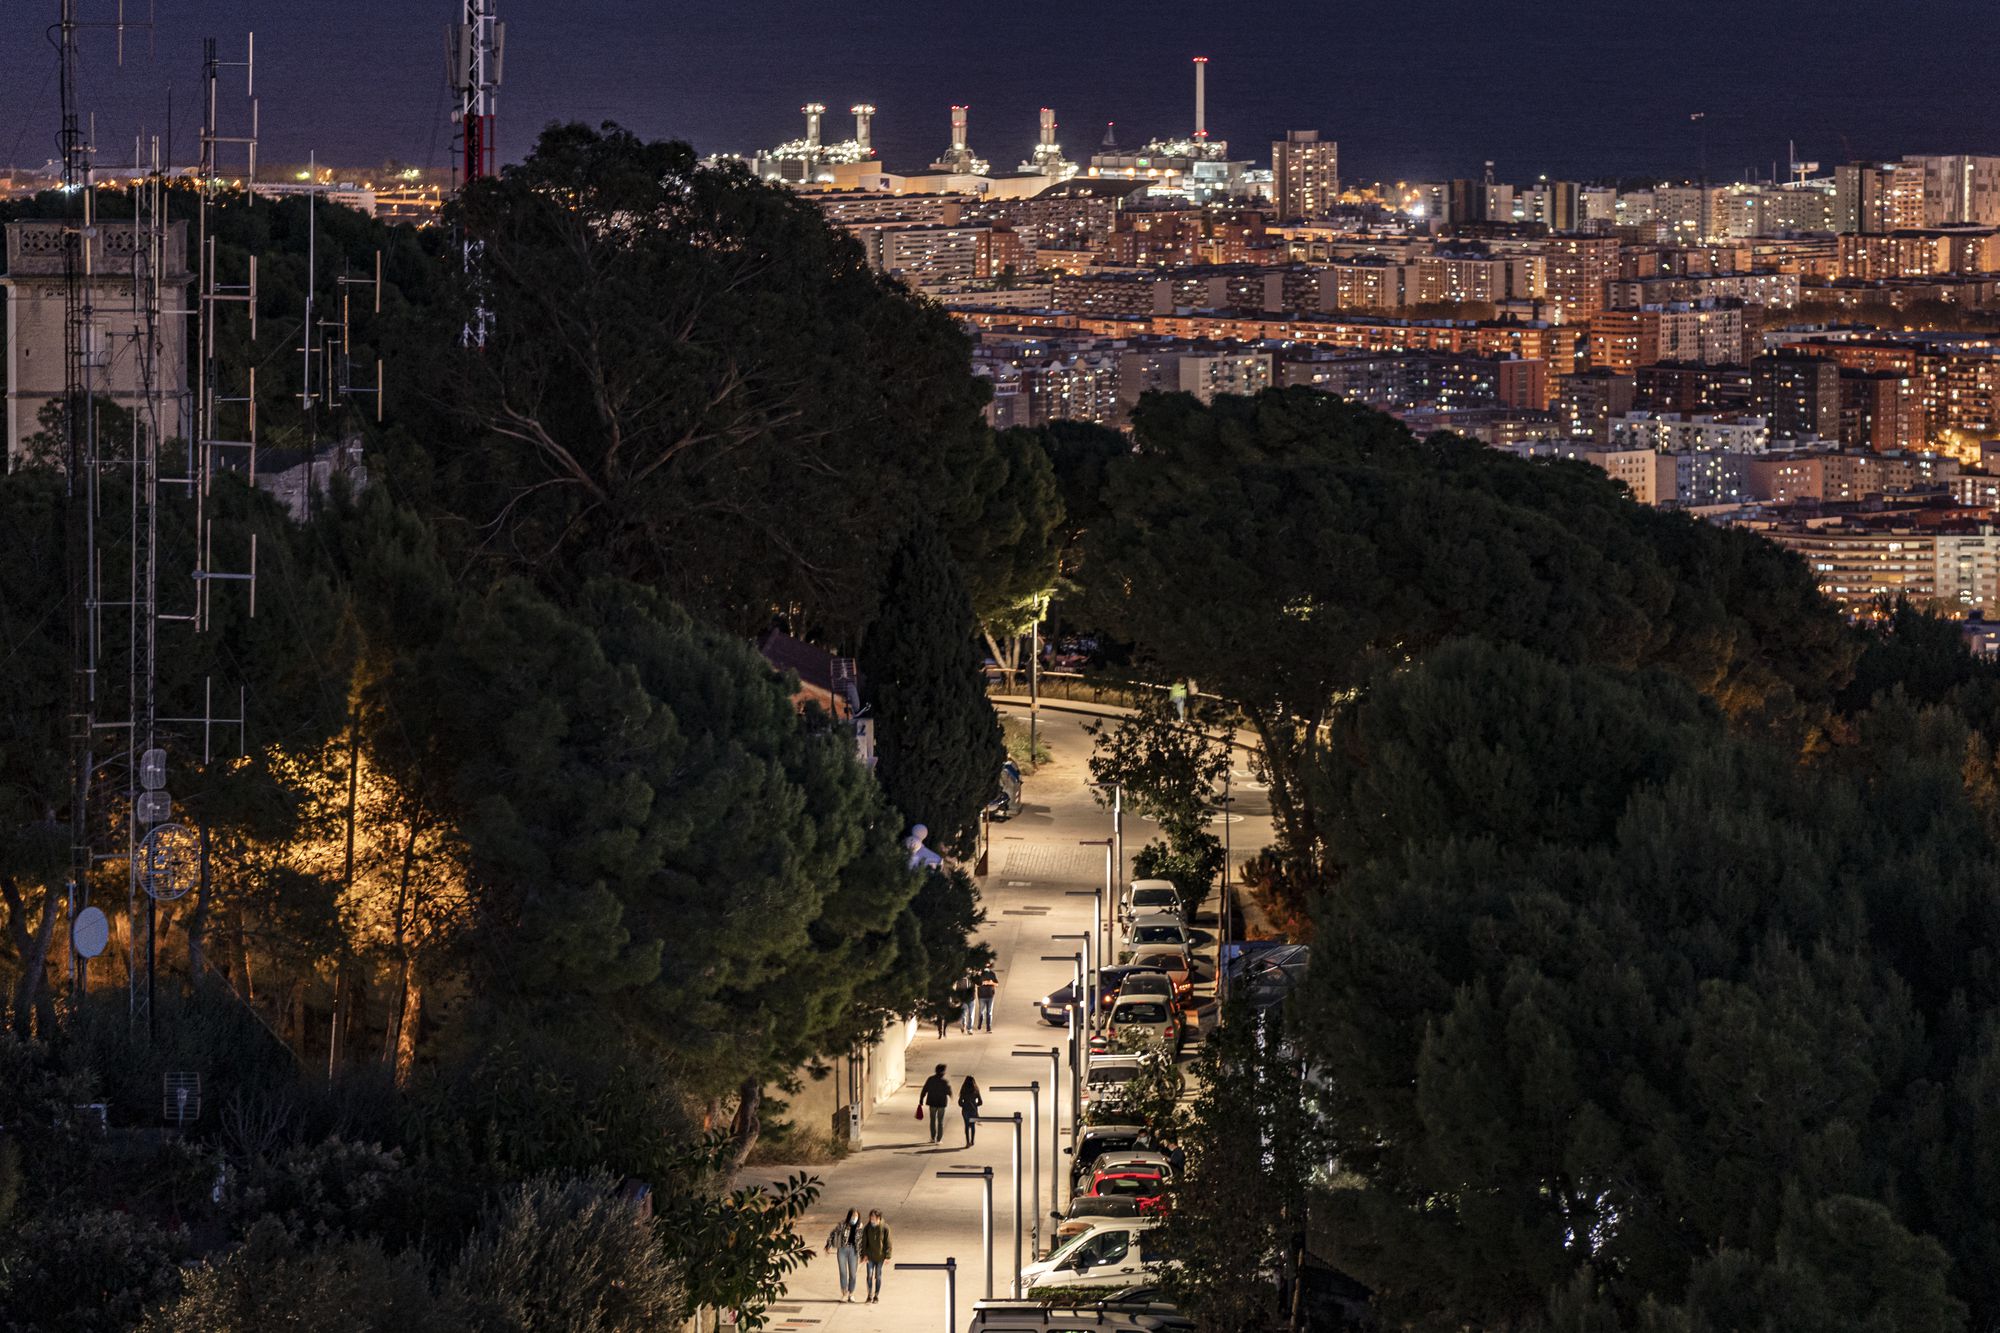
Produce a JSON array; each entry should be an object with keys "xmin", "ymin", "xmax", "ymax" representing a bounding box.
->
[{"xmin": 4, "ymin": 0, "xmax": 2000, "ymax": 185}]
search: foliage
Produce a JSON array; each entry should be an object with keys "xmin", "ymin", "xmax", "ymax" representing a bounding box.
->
[
  {"xmin": 447, "ymin": 1173, "xmax": 682, "ymax": 1333},
  {"xmin": 860, "ymin": 522, "xmax": 1006, "ymax": 856},
  {"xmin": 1111, "ymin": 1037, "xmax": 1186, "ymax": 1133},
  {"xmin": 1158, "ymin": 1004, "xmax": 1317, "ymax": 1333},
  {"xmin": 138, "ymin": 1217, "xmax": 449, "ymax": 1333},
  {"xmin": 1086, "ymin": 388, "xmax": 1857, "ymax": 903},
  {"xmin": 1296, "ymin": 638, "xmax": 2000, "ymax": 1329},
  {"xmin": 412, "ymin": 122, "xmax": 995, "ymax": 637},
  {"xmin": 1129, "ymin": 839, "xmax": 1222, "ymax": 919},
  {"xmin": 0, "ymin": 1206, "xmax": 191, "ymax": 1333},
  {"xmin": 905, "ymin": 867, "xmax": 994, "ymax": 1034},
  {"xmin": 377, "ymin": 573, "xmax": 924, "ymax": 1110},
  {"xmin": 654, "ymin": 1152, "xmax": 822, "ymax": 1331},
  {"xmin": 1085, "ymin": 694, "xmax": 1232, "ymax": 847}
]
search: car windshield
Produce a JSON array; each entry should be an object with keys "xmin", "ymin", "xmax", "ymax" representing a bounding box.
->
[
  {"xmin": 1116, "ymin": 1002, "xmax": 1169, "ymax": 1023},
  {"xmin": 1121, "ymin": 976, "xmax": 1170, "ymax": 996},
  {"xmin": 1134, "ymin": 953, "xmax": 1184, "ymax": 972},
  {"xmin": 1131, "ymin": 889, "xmax": 1177, "ymax": 908},
  {"xmin": 1131, "ymin": 925, "xmax": 1184, "ymax": 944},
  {"xmin": 1095, "ymin": 1176, "xmax": 1159, "ymax": 1197},
  {"xmin": 1088, "ymin": 1064, "xmax": 1139, "ymax": 1085}
]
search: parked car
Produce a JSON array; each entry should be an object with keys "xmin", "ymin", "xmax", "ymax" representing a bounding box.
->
[
  {"xmin": 1094, "ymin": 1150, "xmax": 1174, "ymax": 1180},
  {"xmin": 1113, "ymin": 970, "xmax": 1184, "ymax": 1018},
  {"xmin": 1101, "ymin": 995, "xmax": 1183, "ymax": 1054},
  {"xmin": 1054, "ymin": 1194, "xmax": 1142, "ymax": 1243},
  {"xmin": 1035, "ymin": 965, "xmax": 1141, "ymax": 1026},
  {"xmin": 1121, "ymin": 945, "xmax": 1196, "ymax": 999},
  {"xmin": 1019, "ymin": 1217, "xmax": 1163, "ymax": 1293},
  {"xmin": 1120, "ymin": 878, "xmax": 1183, "ymax": 925},
  {"xmin": 1067, "ymin": 1124, "xmax": 1154, "ymax": 1193},
  {"xmin": 968, "ymin": 1298, "xmax": 1191, "ymax": 1333},
  {"xmin": 1090, "ymin": 1168, "xmax": 1170, "ymax": 1212},
  {"xmin": 1082, "ymin": 1053, "xmax": 1148, "ymax": 1117},
  {"xmin": 1122, "ymin": 912, "xmax": 1192, "ymax": 954}
]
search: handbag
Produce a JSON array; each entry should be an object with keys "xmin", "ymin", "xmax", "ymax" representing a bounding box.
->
[{"xmin": 914, "ymin": 1104, "xmax": 924, "ymax": 1119}]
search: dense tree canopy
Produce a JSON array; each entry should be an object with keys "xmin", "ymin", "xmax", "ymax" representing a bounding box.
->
[
  {"xmin": 1297, "ymin": 638, "xmax": 2000, "ymax": 1330},
  {"xmin": 1086, "ymin": 388, "xmax": 1856, "ymax": 901},
  {"xmin": 403, "ymin": 122, "xmax": 998, "ymax": 639}
]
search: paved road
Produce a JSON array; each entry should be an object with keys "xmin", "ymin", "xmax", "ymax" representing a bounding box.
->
[{"xmin": 746, "ymin": 705, "xmax": 1272, "ymax": 1333}]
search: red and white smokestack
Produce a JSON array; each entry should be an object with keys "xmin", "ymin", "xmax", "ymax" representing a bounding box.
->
[
  {"xmin": 803, "ymin": 102, "xmax": 826, "ymax": 151},
  {"xmin": 951, "ymin": 104, "xmax": 969, "ymax": 153},
  {"xmin": 1193, "ymin": 57, "xmax": 1208, "ymax": 141},
  {"xmin": 1039, "ymin": 108, "xmax": 1057, "ymax": 149},
  {"xmin": 851, "ymin": 104, "xmax": 875, "ymax": 155}
]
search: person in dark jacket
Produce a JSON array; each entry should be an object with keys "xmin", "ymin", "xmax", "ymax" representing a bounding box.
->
[
  {"xmin": 919, "ymin": 1064, "xmax": 953, "ymax": 1144},
  {"xmin": 860, "ymin": 1208, "xmax": 893, "ymax": 1302},
  {"xmin": 824, "ymin": 1208, "xmax": 863, "ymax": 1302},
  {"xmin": 958, "ymin": 1074, "xmax": 984, "ymax": 1147}
]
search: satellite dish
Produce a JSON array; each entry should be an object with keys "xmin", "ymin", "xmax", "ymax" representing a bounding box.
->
[
  {"xmin": 72, "ymin": 906, "xmax": 109, "ymax": 959},
  {"xmin": 140, "ymin": 823, "xmax": 199, "ymax": 902}
]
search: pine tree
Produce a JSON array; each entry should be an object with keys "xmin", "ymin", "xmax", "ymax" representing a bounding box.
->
[{"xmin": 860, "ymin": 522, "xmax": 1005, "ymax": 855}]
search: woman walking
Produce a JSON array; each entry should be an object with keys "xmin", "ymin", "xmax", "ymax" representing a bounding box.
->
[
  {"xmin": 860, "ymin": 1208, "xmax": 893, "ymax": 1303},
  {"xmin": 958, "ymin": 1074, "xmax": 984, "ymax": 1147},
  {"xmin": 824, "ymin": 1208, "xmax": 863, "ymax": 1303}
]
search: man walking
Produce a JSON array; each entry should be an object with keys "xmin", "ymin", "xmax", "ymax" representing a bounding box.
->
[
  {"xmin": 974, "ymin": 963, "xmax": 999, "ymax": 1032},
  {"xmin": 860, "ymin": 1208, "xmax": 893, "ymax": 1303},
  {"xmin": 958, "ymin": 968, "xmax": 978, "ymax": 1034},
  {"xmin": 919, "ymin": 1064, "xmax": 953, "ymax": 1145}
]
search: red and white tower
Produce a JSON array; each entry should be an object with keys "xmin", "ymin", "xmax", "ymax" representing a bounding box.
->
[{"xmin": 449, "ymin": 1, "xmax": 504, "ymax": 186}]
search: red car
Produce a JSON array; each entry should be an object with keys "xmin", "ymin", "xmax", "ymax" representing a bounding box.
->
[{"xmin": 1090, "ymin": 1167, "xmax": 1169, "ymax": 1213}]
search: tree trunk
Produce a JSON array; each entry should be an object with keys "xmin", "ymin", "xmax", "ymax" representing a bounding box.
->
[
  {"xmin": 187, "ymin": 819, "xmax": 212, "ymax": 981},
  {"xmin": 1, "ymin": 877, "xmax": 62, "ymax": 1038},
  {"xmin": 393, "ymin": 974, "xmax": 422, "ymax": 1089},
  {"xmin": 981, "ymin": 626, "xmax": 1021, "ymax": 692},
  {"xmin": 726, "ymin": 1077, "xmax": 763, "ymax": 1174},
  {"xmin": 382, "ymin": 813, "xmax": 421, "ymax": 1066}
]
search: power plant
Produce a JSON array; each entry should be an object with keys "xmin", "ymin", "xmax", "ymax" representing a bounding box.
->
[
  {"xmin": 931, "ymin": 104, "xmax": 989, "ymax": 176},
  {"xmin": 740, "ymin": 55, "xmax": 1241, "ymax": 197}
]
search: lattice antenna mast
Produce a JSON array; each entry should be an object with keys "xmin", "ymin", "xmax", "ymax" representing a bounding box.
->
[
  {"xmin": 195, "ymin": 34, "xmax": 258, "ymax": 630},
  {"xmin": 450, "ymin": 0, "xmax": 503, "ymax": 188},
  {"xmin": 448, "ymin": 0, "xmax": 503, "ymax": 344}
]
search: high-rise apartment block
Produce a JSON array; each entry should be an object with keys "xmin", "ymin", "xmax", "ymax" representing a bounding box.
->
[
  {"xmin": 1751, "ymin": 354, "xmax": 1841, "ymax": 441},
  {"xmin": 1272, "ymin": 131, "xmax": 1340, "ymax": 222}
]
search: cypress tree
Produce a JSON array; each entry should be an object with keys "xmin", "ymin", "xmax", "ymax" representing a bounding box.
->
[{"xmin": 861, "ymin": 522, "xmax": 1005, "ymax": 855}]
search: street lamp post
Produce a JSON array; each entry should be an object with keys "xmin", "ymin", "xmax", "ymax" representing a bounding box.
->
[
  {"xmin": 1046, "ymin": 951, "xmax": 1084, "ymax": 1159},
  {"xmin": 1077, "ymin": 837, "xmax": 1113, "ymax": 981},
  {"xmin": 974, "ymin": 1112, "xmax": 1025, "ymax": 1295},
  {"xmin": 937, "ymin": 1168, "xmax": 995, "ymax": 1298},
  {"xmin": 1012, "ymin": 1046, "xmax": 1062, "ymax": 1226},
  {"xmin": 993, "ymin": 1082, "xmax": 1042, "ymax": 1257},
  {"xmin": 1053, "ymin": 930, "xmax": 1095, "ymax": 1025},
  {"xmin": 893, "ymin": 1258, "xmax": 958, "ymax": 1333}
]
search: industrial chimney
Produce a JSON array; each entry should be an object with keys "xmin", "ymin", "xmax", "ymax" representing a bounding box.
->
[
  {"xmin": 1193, "ymin": 57, "xmax": 1208, "ymax": 141},
  {"xmin": 951, "ymin": 104, "xmax": 969, "ymax": 154},
  {"xmin": 851, "ymin": 103, "xmax": 875, "ymax": 155},
  {"xmin": 1039, "ymin": 107, "xmax": 1057, "ymax": 149},
  {"xmin": 803, "ymin": 102, "xmax": 826, "ymax": 151}
]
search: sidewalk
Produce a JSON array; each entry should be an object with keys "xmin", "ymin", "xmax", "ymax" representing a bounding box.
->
[{"xmin": 748, "ymin": 709, "xmax": 1120, "ymax": 1333}]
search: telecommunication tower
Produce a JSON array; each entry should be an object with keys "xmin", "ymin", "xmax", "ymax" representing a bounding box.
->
[
  {"xmin": 51, "ymin": 4, "xmax": 262, "ymax": 1040},
  {"xmin": 449, "ymin": 1, "xmax": 505, "ymax": 187}
]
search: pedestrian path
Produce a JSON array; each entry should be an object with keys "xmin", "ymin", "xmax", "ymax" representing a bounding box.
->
[{"xmin": 746, "ymin": 711, "xmax": 1116, "ymax": 1333}]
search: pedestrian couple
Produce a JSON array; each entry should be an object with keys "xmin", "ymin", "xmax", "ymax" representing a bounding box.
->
[
  {"xmin": 959, "ymin": 962, "xmax": 998, "ymax": 1033},
  {"xmin": 824, "ymin": 1207, "xmax": 893, "ymax": 1303},
  {"xmin": 918, "ymin": 1064, "xmax": 985, "ymax": 1147}
]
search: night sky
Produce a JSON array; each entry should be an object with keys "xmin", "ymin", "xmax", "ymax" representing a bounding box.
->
[{"xmin": 4, "ymin": 0, "xmax": 1999, "ymax": 186}]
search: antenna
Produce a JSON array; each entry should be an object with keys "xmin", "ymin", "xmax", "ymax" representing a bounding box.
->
[{"xmin": 448, "ymin": 1, "xmax": 504, "ymax": 186}]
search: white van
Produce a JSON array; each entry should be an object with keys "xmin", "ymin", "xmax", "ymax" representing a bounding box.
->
[
  {"xmin": 1120, "ymin": 878, "xmax": 1183, "ymax": 924},
  {"xmin": 1018, "ymin": 1216, "xmax": 1163, "ymax": 1292}
]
